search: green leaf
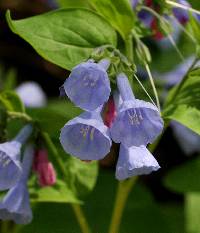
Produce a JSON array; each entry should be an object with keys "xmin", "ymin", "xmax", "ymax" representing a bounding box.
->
[
  {"xmin": 163, "ymin": 68, "xmax": 200, "ymax": 135},
  {"xmin": 29, "ymin": 179, "xmax": 82, "ymax": 204},
  {"xmin": 88, "ymin": 0, "xmax": 134, "ymax": 39},
  {"xmin": 6, "ymin": 9, "xmax": 117, "ymax": 70},
  {"xmin": 55, "ymin": 0, "xmax": 90, "ymax": 8},
  {"xmin": 27, "ymin": 101, "xmax": 82, "ymax": 137},
  {"xmin": 64, "ymin": 156, "xmax": 98, "ymax": 199},
  {"xmin": 0, "ymin": 91, "xmax": 25, "ymax": 113},
  {"xmin": 186, "ymin": 193, "xmax": 200, "ymax": 233},
  {"xmin": 189, "ymin": 15, "xmax": 200, "ymax": 45},
  {"xmin": 164, "ymin": 157, "xmax": 200, "ymax": 193}
]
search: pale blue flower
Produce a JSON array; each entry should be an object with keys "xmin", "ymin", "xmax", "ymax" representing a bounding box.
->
[
  {"xmin": 116, "ymin": 144, "xmax": 160, "ymax": 180},
  {"xmin": 64, "ymin": 59, "xmax": 111, "ymax": 111},
  {"xmin": 0, "ymin": 144, "xmax": 34, "ymax": 224},
  {"xmin": 110, "ymin": 73, "xmax": 163, "ymax": 147},
  {"xmin": 0, "ymin": 125, "xmax": 32, "ymax": 190},
  {"xmin": 173, "ymin": 0, "xmax": 190, "ymax": 24},
  {"xmin": 60, "ymin": 107, "xmax": 112, "ymax": 160},
  {"xmin": 16, "ymin": 82, "xmax": 47, "ymax": 108},
  {"xmin": 171, "ymin": 121, "xmax": 200, "ymax": 155}
]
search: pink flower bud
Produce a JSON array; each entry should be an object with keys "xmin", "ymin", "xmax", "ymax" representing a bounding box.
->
[
  {"xmin": 33, "ymin": 150, "xmax": 56, "ymax": 187},
  {"xmin": 104, "ymin": 97, "xmax": 117, "ymax": 128}
]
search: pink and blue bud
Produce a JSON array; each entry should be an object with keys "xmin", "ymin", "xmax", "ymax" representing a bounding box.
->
[
  {"xmin": 116, "ymin": 144, "xmax": 160, "ymax": 180},
  {"xmin": 0, "ymin": 124, "xmax": 33, "ymax": 191},
  {"xmin": 33, "ymin": 149, "xmax": 56, "ymax": 187},
  {"xmin": 60, "ymin": 106, "xmax": 112, "ymax": 160},
  {"xmin": 110, "ymin": 73, "xmax": 163, "ymax": 147},
  {"xmin": 0, "ymin": 144, "xmax": 34, "ymax": 224},
  {"xmin": 64, "ymin": 59, "xmax": 111, "ymax": 111}
]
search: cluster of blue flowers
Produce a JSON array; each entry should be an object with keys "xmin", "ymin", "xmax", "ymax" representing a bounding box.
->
[
  {"xmin": 60, "ymin": 59, "xmax": 164, "ymax": 180},
  {"xmin": 0, "ymin": 125, "xmax": 33, "ymax": 224}
]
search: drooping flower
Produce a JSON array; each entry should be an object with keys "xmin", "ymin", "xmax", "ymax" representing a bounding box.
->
[
  {"xmin": 33, "ymin": 149, "xmax": 56, "ymax": 187},
  {"xmin": 0, "ymin": 124, "xmax": 33, "ymax": 191},
  {"xmin": 173, "ymin": 0, "xmax": 190, "ymax": 24},
  {"xmin": 16, "ymin": 82, "xmax": 47, "ymax": 108},
  {"xmin": 161, "ymin": 56, "xmax": 200, "ymax": 87},
  {"xmin": 156, "ymin": 18, "xmax": 181, "ymax": 50},
  {"xmin": 171, "ymin": 121, "xmax": 200, "ymax": 155},
  {"xmin": 116, "ymin": 144, "xmax": 160, "ymax": 180},
  {"xmin": 138, "ymin": 9, "xmax": 154, "ymax": 27},
  {"xmin": 0, "ymin": 144, "xmax": 34, "ymax": 224},
  {"xmin": 64, "ymin": 59, "xmax": 111, "ymax": 111},
  {"xmin": 110, "ymin": 73, "xmax": 163, "ymax": 147},
  {"xmin": 60, "ymin": 106, "xmax": 112, "ymax": 160}
]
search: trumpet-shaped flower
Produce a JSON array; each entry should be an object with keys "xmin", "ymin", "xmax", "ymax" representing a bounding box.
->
[
  {"xmin": 64, "ymin": 59, "xmax": 111, "ymax": 111},
  {"xmin": 173, "ymin": 0, "xmax": 190, "ymax": 24},
  {"xmin": 60, "ymin": 107, "xmax": 112, "ymax": 160},
  {"xmin": 0, "ymin": 144, "xmax": 34, "ymax": 224},
  {"xmin": 116, "ymin": 144, "xmax": 160, "ymax": 180},
  {"xmin": 0, "ymin": 125, "xmax": 33, "ymax": 191},
  {"xmin": 110, "ymin": 73, "xmax": 163, "ymax": 147}
]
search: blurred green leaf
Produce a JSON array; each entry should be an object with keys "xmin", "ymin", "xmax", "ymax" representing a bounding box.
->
[
  {"xmin": 189, "ymin": 15, "xmax": 200, "ymax": 45},
  {"xmin": 3, "ymin": 68, "xmax": 17, "ymax": 90},
  {"xmin": 88, "ymin": 0, "xmax": 135, "ymax": 39},
  {"xmin": 6, "ymin": 9, "xmax": 117, "ymax": 70},
  {"xmin": 164, "ymin": 156, "xmax": 200, "ymax": 193},
  {"xmin": 163, "ymin": 68, "xmax": 200, "ymax": 135},
  {"xmin": 0, "ymin": 91, "xmax": 25, "ymax": 113},
  {"xmin": 20, "ymin": 171, "xmax": 179, "ymax": 233},
  {"xmin": 27, "ymin": 101, "xmax": 81, "ymax": 137},
  {"xmin": 30, "ymin": 179, "xmax": 82, "ymax": 204},
  {"xmin": 186, "ymin": 193, "xmax": 200, "ymax": 233},
  {"xmin": 55, "ymin": 0, "xmax": 90, "ymax": 8},
  {"xmin": 64, "ymin": 156, "xmax": 98, "ymax": 199}
]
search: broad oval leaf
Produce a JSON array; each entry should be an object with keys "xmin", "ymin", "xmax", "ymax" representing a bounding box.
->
[
  {"xmin": 163, "ymin": 68, "xmax": 200, "ymax": 135},
  {"xmin": 29, "ymin": 179, "xmax": 82, "ymax": 204},
  {"xmin": 6, "ymin": 9, "xmax": 117, "ymax": 70},
  {"xmin": 88, "ymin": 0, "xmax": 135, "ymax": 39},
  {"xmin": 164, "ymin": 157, "xmax": 200, "ymax": 193},
  {"xmin": 55, "ymin": 0, "xmax": 90, "ymax": 8}
]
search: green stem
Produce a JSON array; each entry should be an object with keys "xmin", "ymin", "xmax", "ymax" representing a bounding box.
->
[
  {"xmin": 108, "ymin": 37, "xmax": 137, "ymax": 233},
  {"xmin": 125, "ymin": 35, "xmax": 134, "ymax": 62},
  {"xmin": 145, "ymin": 64, "xmax": 161, "ymax": 111},
  {"xmin": 72, "ymin": 205, "xmax": 91, "ymax": 233},
  {"xmin": 166, "ymin": 0, "xmax": 200, "ymax": 16},
  {"xmin": 41, "ymin": 132, "xmax": 92, "ymax": 233},
  {"xmin": 108, "ymin": 177, "xmax": 138, "ymax": 233},
  {"xmin": 7, "ymin": 111, "xmax": 32, "ymax": 122}
]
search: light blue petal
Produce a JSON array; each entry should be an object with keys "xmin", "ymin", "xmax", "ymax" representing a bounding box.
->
[
  {"xmin": 0, "ymin": 182, "xmax": 32, "ymax": 224},
  {"xmin": 60, "ymin": 111, "xmax": 112, "ymax": 160},
  {"xmin": 111, "ymin": 100, "xmax": 164, "ymax": 147},
  {"xmin": 0, "ymin": 141, "xmax": 22, "ymax": 191},
  {"xmin": 116, "ymin": 145, "xmax": 160, "ymax": 180},
  {"xmin": 64, "ymin": 60, "xmax": 111, "ymax": 111}
]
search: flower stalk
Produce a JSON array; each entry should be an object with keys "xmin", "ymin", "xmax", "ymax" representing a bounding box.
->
[{"xmin": 41, "ymin": 132, "xmax": 92, "ymax": 233}]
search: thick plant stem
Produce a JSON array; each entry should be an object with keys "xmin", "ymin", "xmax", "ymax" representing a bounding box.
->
[
  {"xmin": 41, "ymin": 132, "xmax": 92, "ymax": 233},
  {"xmin": 72, "ymin": 205, "xmax": 91, "ymax": 233},
  {"xmin": 108, "ymin": 177, "xmax": 138, "ymax": 233},
  {"xmin": 125, "ymin": 35, "xmax": 134, "ymax": 62}
]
